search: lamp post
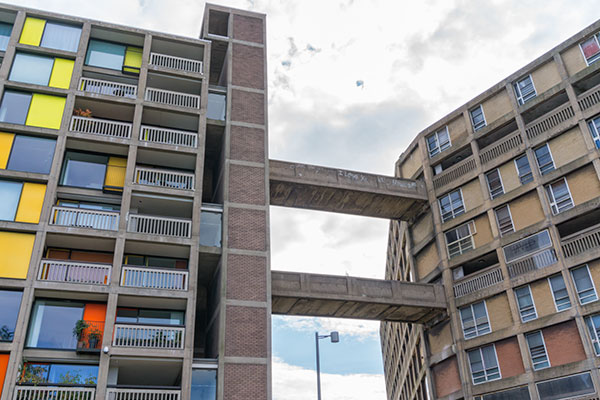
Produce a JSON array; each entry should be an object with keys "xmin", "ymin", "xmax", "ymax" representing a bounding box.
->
[{"xmin": 315, "ymin": 331, "xmax": 339, "ymax": 400}]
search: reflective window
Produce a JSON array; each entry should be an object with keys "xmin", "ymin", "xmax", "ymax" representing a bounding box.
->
[
  {"xmin": 580, "ymin": 34, "xmax": 600, "ymax": 65},
  {"xmin": 0, "ymin": 290, "xmax": 22, "ymax": 341},
  {"xmin": 0, "ymin": 22, "xmax": 12, "ymax": 51},
  {"xmin": 503, "ymin": 230, "xmax": 552, "ymax": 264},
  {"xmin": 439, "ymin": 189, "xmax": 464, "ymax": 222},
  {"xmin": 9, "ymin": 53, "xmax": 54, "ymax": 86},
  {"xmin": 445, "ymin": 222, "xmax": 474, "ymax": 258},
  {"xmin": 514, "ymin": 75, "xmax": 536, "ymax": 105},
  {"xmin": 40, "ymin": 22, "xmax": 81, "ymax": 52},
  {"xmin": 536, "ymin": 372, "xmax": 595, "ymax": 400},
  {"xmin": 192, "ymin": 369, "xmax": 217, "ymax": 400},
  {"xmin": 426, "ymin": 127, "xmax": 451, "ymax": 157},
  {"xmin": 85, "ymin": 39, "xmax": 126, "ymax": 71},
  {"xmin": 571, "ymin": 265, "xmax": 598, "ymax": 305},
  {"xmin": 515, "ymin": 285, "xmax": 537, "ymax": 322},
  {"xmin": 486, "ymin": 169, "xmax": 504, "ymax": 199},
  {"xmin": 495, "ymin": 205, "xmax": 514, "ymax": 236},
  {"xmin": 26, "ymin": 300, "xmax": 84, "ymax": 349},
  {"xmin": 460, "ymin": 301, "xmax": 490, "ymax": 339},
  {"xmin": 200, "ymin": 209, "xmax": 222, "ymax": 247},
  {"xmin": 468, "ymin": 345, "xmax": 500, "ymax": 384},
  {"xmin": 525, "ymin": 331, "xmax": 549, "ymax": 370},
  {"xmin": 545, "ymin": 178, "xmax": 573, "ymax": 215},
  {"xmin": 480, "ymin": 387, "xmax": 531, "ymax": 400},
  {"xmin": 514, "ymin": 155, "xmax": 533, "ymax": 184},
  {"xmin": 60, "ymin": 151, "xmax": 108, "ymax": 189},
  {"xmin": 534, "ymin": 144, "xmax": 554, "ymax": 175},
  {"xmin": 207, "ymin": 92, "xmax": 226, "ymax": 121},
  {"xmin": 470, "ymin": 105, "xmax": 486, "ymax": 131},
  {"xmin": 116, "ymin": 308, "xmax": 184, "ymax": 325},
  {"xmin": 0, "ymin": 180, "xmax": 22, "ymax": 221},
  {"xmin": 0, "ymin": 91, "xmax": 32, "ymax": 125},
  {"xmin": 7, "ymin": 135, "xmax": 56, "ymax": 174},
  {"xmin": 548, "ymin": 274, "xmax": 571, "ymax": 311},
  {"xmin": 585, "ymin": 314, "xmax": 600, "ymax": 355},
  {"xmin": 22, "ymin": 363, "xmax": 97, "ymax": 385},
  {"xmin": 588, "ymin": 116, "xmax": 600, "ymax": 149}
]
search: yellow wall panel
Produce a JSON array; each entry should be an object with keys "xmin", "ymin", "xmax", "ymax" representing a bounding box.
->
[
  {"xmin": 19, "ymin": 17, "xmax": 45, "ymax": 46},
  {"xmin": 25, "ymin": 94, "xmax": 66, "ymax": 130},
  {"xmin": 15, "ymin": 183, "xmax": 46, "ymax": 224},
  {"xmin": 0, "ymin": 132, "xmax": 14, "ymax": 169},
  {"xmin": 0, "ymin": 231, "xmax": 35, "ymax": 279},
  {"xmin": 123, "ymin": 46, "xmax": 142, "ymax": 74},
  {"xmin": 48, "ymin": 58, "xmax": 75, "ymax": 89},
  {"xmin": 104, "ymin": 157, "xmax": 127, "ymax": 190}
]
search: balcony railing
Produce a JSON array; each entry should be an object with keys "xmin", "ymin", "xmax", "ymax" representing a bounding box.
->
[
  {"xmin": 51, "ymin": 206, "xmax": 119, "ymax": 231},
  {"xmin": 433, "ymin": 156, "xmax": 477, "ymax": 189},
  {"xmin": 127, "ymin": 214, "xmax": 191, "ymax": 238},
  {"xmin": 79, "ymin": 77, "xmax": 137, "ymax": 99},
  {"xmin": 150, "ymin": 52, "xmax": 203, "ymax": 75},
  {"xmin": 14, "ymin": 386, "xmax": 95, "ymax": 400},
  {"xmin": 121, "ymin": 266, "xmax": 188, "ymax": 291},
  {"xmin": 507, "ymin": 248, "xmax": 558, "ymax": 278},
  {"xmin": 113, "ymin": 324, "xmax": 185, "ymax": 349},
  {"xmin": 578, "ymin": 85, "xmax": 600, "ymax": 111},
  {"xmin": 70, "ymin": 116, "xmax": 132, "ymax": 139},
  {"xmin": 134, "ymin": 167, "xmax": 195, "ymax": 191},
  {"xmin": 525, "ymin": 103, "xmax": 575, "ymax": 140},
  {"xmin": 453, "ymin": 265, "xmax": 503, "ymax": 298},
  {"xmin": 38, "ymin": 259, "xmax": 111, "ymax": 285},
  {"xmin": 106, "ymin": 388, "xmax": 181, "ymax": 400},
  {"xmin": 145, "ymin": 87, "xmax": 200, "ymax": 109},
  {"xmin": 77, "ymin": 320, "xmax": 105, "ymax": 351},
  {"xmin": 561, "ymin": 223, "xmax": 600, "ymax": 258},
  {"xmin": 479, "ymin": 132, "xmax": 523, "ymax": 165},
  {"xmin": 139, "ymin": 125, "xmax": 198, "ymax": 148}
]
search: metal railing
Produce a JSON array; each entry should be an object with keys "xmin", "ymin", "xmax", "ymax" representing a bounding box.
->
[
  {"xmin": 134, "ymin": 167, "xmax": 195, "ymax": 191},
  {"xmin": 139, "ymin": 125, "xmax": 198, "ymax": 148},
  {"xmin": 121, "ymin": 266, "xmax": 188, "ymax": 291},
  {"xmin": 145, "ymin": 87, "xmax": 200, "ymax": 109},
  {"xmin": 79, "ymin": 77, "xmax": 137, "ymax": 99},
  {"xmin": 51, "ymin": 206, "xmax": 119, "ymax": 231},
  {"xmin": 113, "ymin": 324, "xmax": 185, "ymax": 349},
  {"xmin": 479, "ymin": 132, "xmax": 523, "ymax": 164},
  {"xmin": 149, "ymin": 52, "xmax": 203, "ymax": 74},
  {"xmin": 453, "ymin": 265, "xmax": 503, "ymax": 298},
  {"xmin": 433, "ymin": 156, "xmax": 477, "ymax": 189},
  {"xmin": 14, "ymin": 386, "xmax": 96, "ymax": 400},
  {"xmin": 38, "ymin": 259, "xmax": 111, "ymax": 285},
  {"xmin": 578, "ymin": 85, "xmax": 600, "ymax": 111},
  {"xmin": 106, "ymin": 388, "xmax": 181, "ymax": 400},
  {"xmin": 70, "ymin": 116, "xmax": 132, "ymax": 139},
  {"xmin": 507, "ymin": 248, "xmax": 558, "ymax": 278},
  {"xmin": 127, "ymin": 214, "xmax": 191, "ymax": 238},
  {"xmin": 525, "ymin": 103, "xmax": 575, "ymax": 140},
  {"xmin": 561, "ymin": 223, "xmax": 600, "ymax": 258}
]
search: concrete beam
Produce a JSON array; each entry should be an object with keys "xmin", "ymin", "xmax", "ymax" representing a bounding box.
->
[
  {"xmin": 271, "ymin": 271, "xmax": 447, "ymax": 324},
  {"xmin": 269, "ymin": 160, "xmax": 428, "ymax": 220}
]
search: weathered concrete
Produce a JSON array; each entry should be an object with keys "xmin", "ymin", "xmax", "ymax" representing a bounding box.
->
[
  {"xmin": 271, "ymin": 271, "xmax": 447, "ymax": 324},
  {"xmin": 269, "ymin": 160, "xmax": 428, "ymax": 220}
]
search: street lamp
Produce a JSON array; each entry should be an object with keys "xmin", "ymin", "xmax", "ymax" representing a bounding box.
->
[{"xmin": 315, "ymin": 331, "xmax": 339, "ymax": 400}]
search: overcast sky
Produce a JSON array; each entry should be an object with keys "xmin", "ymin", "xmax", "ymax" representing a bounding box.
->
[{"xmin": 9, "ymin": 0, "xmax": 600, "ymax": 398}]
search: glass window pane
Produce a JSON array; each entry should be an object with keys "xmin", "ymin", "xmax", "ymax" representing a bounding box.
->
[
  {"xmin": 200, "ymin": 210, "xmax": 222, "ymax": 247},
  {"xmin": 60, "ymin": 152, "xmax": 107, "ymax": 189},
  {"xmin": 41, "ymin": 22, "xmax": 81, "ymax": 52},
  {"xmin": 483, "ymin": 387, "xmax": 531, "ymax": 400},
  {"xmin": 7, "ymin": 135, "xmax": 56, "ymax": 174},
  {"xmin": 26, "ymin": 300, "xmax": 84, "ymax": 349},
  {"xmin": 0, "ymin": 22, "xmax": 12, "ymax": 51},
  {"xmin": 537, "ymin": 373, "xmax": 594, "ymax": 400},
  {"xmin": 47, "ymin": 364, "xmax": 98, "ymax": 385},
  {"xmin": 125, "ymin": 255, "xmax": 146, "ymax": 266},
  {"xmin": 9, "ymin": 53, "xmax": 54, "ymax": 86},
  {"xmin": 0, "ymin": 180, "xmax": 22, "ymax": 221},
  {"xmin": 192, "ymin": 369, "xmax": 217, "ymax": 400},
  {"xmin": 0, "ymin": 91, "xmax": 32, "ymax": 125},
  {"xmin": 0, "ymin": 290, "xmax": 22, "ymax": 341},
  {"xmin": 137, "ymin": 309, "xmax": 184, "ymax": 325},
  {"xmin": 207, "ymin": 93, "xmax": 226, "ymax": 120},
  {"xmin": 146, "ymin": 257, "xmax": 177, "ymax": 269},
  {"xmin": 85, "ymin": 39, "xmax": 126, "ymax": 71},
  {"xmin": 115, "ymin": 308, "xmax": 138, "ymax": 323}
]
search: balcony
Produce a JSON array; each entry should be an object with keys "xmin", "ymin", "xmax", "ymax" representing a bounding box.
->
[
  {"xmin": 113, "ymin": 324, "xmax": 185, "ymax": 349},
  {"xmin": 70, "ymin": 116, "xmax": 132, "ymax": 139},
  {"xmin": 140, "ymin": 125, "xmax": 198, "ymax": 148},
  {"xmin": 507, "ymin": 248, "xmax": 558, "ymax": 278},
  {"xmin": 106, "ymin": 388, "xmax": 181, "ymax": 400},
  {"xmin": 79, "ymin": 77, "xmax": 137, "ymax": 99},
  {"xmin": 453, "ymin": 265, "xmax": 503, "ymax": 298},
  {"xmin": 578, "ymin": 84, "xmax": 600, "ymax": 111},
  {"xmin": 479, "ymin": 132, "xmax": 523, "ymax": 165},
  {"xmin": 14, "ymin": 386, "xmax": 95, "ymax": 400},
  {"xmin": 134, "ymin": 167, "xmax": 195, "ymax": 191},
  {"xmin": 145, "ymin": 87, "xmax": 200, "ymax": 109},
  {"xmin": 524, "ymin": 102, "xmax": 575, "ymax": 140},
  {"xmin": 76, "ymin": 320, "xmax": 105, "ymax": 351},
  {"xmin": 150, "ymin": 52, "xmax": 203, "ymax": 75},
  {"xmin": 127, "ymin": 214, "xmax": 192, "ymax": 238},
  {"xmin": 121, "ymin": 266, "xmax": 188, "ymax": 291},
  {"xmin": 432, "ymin": 155, "xmax": 476, "ymax": 189},
  {"xmin": 51, "ymin": 206, "xmax": 120, "ymax": 231},
  {"xmin": 561, "ymin": 223, "xmax": 600, "ymax": 258},
  {"xmin": 38, "ymin": 259, "xmax": 111, "ymax": 285}
]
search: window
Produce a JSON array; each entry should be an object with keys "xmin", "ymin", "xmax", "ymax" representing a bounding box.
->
[
  {"xmin": 0, "ymin": 91, "xmax": 31, "ymax": 124},
  {"xmin": 503, "ymin": 230, "xmax": 553, "ymax": 264},
  {"xmin": 534, "ymin": 144, "xmax": 554, "ymax": 175},
  {"xmin": 580, "ymin": 34, "xmax": 600, "ymax": 65},
  {"xmin": 467, "ymin": 345, "xmax": 500, "ymax": 384},
  {"xmin": 545, "ymin": 178, "xmax": 573, "ymax": 215},
  {"xmin": 192, "ymin": 368, "xmax": 217, "ymax": 400},
  {"xmin": 0, "ymin": 180, "xmax": 45, "ymax": 224},
  {"xmin": 124, "ymin": 254, "xmax": 187, "ymax": 269},
  {"xmin": 514, "ymin": 75, "xmax": 536, "ymax": 105},
  {"xmin": 478, "ymin": 387, "xmax": 531, "ymax": 400},
  {"xmin": 2, "ymin": 134, "xmax": 56, "ymax": 174},
  {"xmin": 59, "ymin": 151, "xmax": 126, "ymax": 191},
  {"xmin": 439, "ymin": 189, "xmax": 465, "ymax": 222},
  {"xmin": 445, "ymin": 222, "xmax": 475, "ymax": 258},
  {"xmin": 19, "ymin": 17, "xmax": 81, "ymax": 52},
  {"xmin": 20, "ymin": 363, "xmax": 97, "ymax": 385},
  {"xmin": 525, "ymin": 331, "xmax": 549, "ymax": 370},
  {"xmin": 570, "ymin": 265, "xmax": 598, "ymax": 305},
  {"xmin": 514, "ymin": 154, "xmax": 533, "ymax": 184},
  {"xmin": 0, "ymin": 90, "xmax": 66, "ymax": 129},
  {"xmin": 494, "ymin": 205, "xmax": 514, "ymax": 236},
  {"xmin": 0, "ymin": 180, "xmax": 22, "ymax": 221},
  {"xmin": 536, "ymin": 372, "xmax": 595, "ymax": 400},
  {"xmin": 0, "ymin": 22, "xmax": 12, "ymax": 51},
  {"xmin": 584, "ymin": 314, "xmax": 600, "ymax": 355},
  {"xmin": 85, "ymin": 39, "xmax": 142, "ymax": 74},
  {"xmin": 587, "ymin": 116, "xmax": 600, "ymax": 149},
  {"xmin": 9, "ymin": 53, "xmax": 74, "ymax": 89},
  {"xmin": 470, "ymin": 105, "xmax": 486, "ymax": 131},
  {"xmin": 486, "ymin": 169, "xmax": 504, "ymax": 199},
  {"xmin": 515, "ymin": 286, "xmax": 537, "ymax": 322},
  {"xmin": 548, "ymin": 274, "xmax": 571, "ymax": 311},
  {"xmin": 200, "ymin": 205, "xmax": 223, "ymax": 247},
  {"xmin": 0, "ymin": 290, "xmax": 22, "ymax": 341},
  {"xmin": 26, "ymin": 300, "xmax": 85, "ymax": 349},
  {"xmin": 426, "ymin": 127, "xmax": 450, "ymax": 157},
  {"xmin": 207, "ymin": 91, "xmax": 226, "ymax": 121},
  {"xmin": 116, "ymin": 308, "xmax": 184, "ymax": 325},
  {"xmin": 460, "ymin": 301, "xmax": 490, "ymax": 339}
]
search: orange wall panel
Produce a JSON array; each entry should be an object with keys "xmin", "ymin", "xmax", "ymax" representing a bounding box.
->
[
  {"xmin": 83, "ymin": 303, "xmax": 107, "ymax": 324},
  {"xmin": 0, "ymin": 354, "xmax": 9, "ymax": 395}
]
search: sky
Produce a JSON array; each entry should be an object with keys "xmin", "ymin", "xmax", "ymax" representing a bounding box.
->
[{"xmin": 9, "ymin": 0, "xmax": 600, "ymax": 398}]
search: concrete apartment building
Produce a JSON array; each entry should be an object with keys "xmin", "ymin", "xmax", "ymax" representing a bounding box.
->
[{"xmin": 381, "ymin": 16, "xmax": 600, "ymax": 400}]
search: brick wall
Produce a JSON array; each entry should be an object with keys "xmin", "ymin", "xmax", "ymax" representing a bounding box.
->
[
  {"xmin": 229, "ymin": 164, "xmax": 266, "ymax": 205},
  {"xmin": 227, "ymin": 208, "xmax": 267, "ymax": 251},
  {"xmin": 495, "ymin": 336, "xmax": 525, "ymax": 378},
  {"xmin": 231, "ymin": 89, "xmax": 265, "ymax": 125},
  {"xmin": 432, "ymin": 356, "xmax": 461, "ymax": 398},
  {"xmin": 230, "ymin": 125, "xmax": 265, "ymax": 163},
  {"xmin": 232, "ymin": 14, "xmax": 264, "ymax": 44},
  {"xmin": 226, "ymin": 254, "xmax": 267, "ymax": 302},
  {"xmin": 225, "ymin": 305, "xmax": 268, "ymax": 357},
  {"xmin": 544, "ymin": 320, "xmax": 586, "ymax": 366},
  {"xmin": 232, "ymin": 43, "xmax": 265, "ymax": 90},
  {"xmin": 224, "ymin": 363, "xmax": 268, "ymax": 400}
]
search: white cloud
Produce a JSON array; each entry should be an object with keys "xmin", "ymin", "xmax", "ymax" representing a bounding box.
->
[{"xmin": 276, "ymin": 315, "xmax": 381, "ymax": 341}]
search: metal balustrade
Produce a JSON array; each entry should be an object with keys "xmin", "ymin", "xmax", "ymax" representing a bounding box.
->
[
  {"xmin": 433, "ymin": 156, "xmax": 477, "ymax": 189},
  {"xmin": 479, "ymin": 132, "xmax": 523, "ymax": 164},
  {"xmin": 121, "ymin": 266, "xmax": 188, "ymax": 291},
  {"xmin": 70, "ymin": 116, "xmax": 132, "ymax": 139},
  {"xmin": 150, "ymin": 52, "xmax": 203, "ymax": 74},
  {"xmin": 525, "ymin": 103, "xmax": 575, "ymax": 140},
  {"xmin": 134, "ymin": 167, "xmax": 195, "ymax": 191},
  {"xmin": 127, "ymin": 214, "xmax": 192, "ymax": 238},
  {"xmin": 14, "ymin": 386, "xmax": 95, "ymax": 400},
  {"xmin": 507, "ymin": 248, "xmax": 558, "ymax": 278},
  {"xmin": 453, "ymin": 266, "xmax": 503, "ymax": 298},
  {"xmin": 561, "ymin": 223, "xmax": 600, "ymax": 258},
  {"xmin": 145, "ymin": 87, "xmax": 200, "ymax": 109},
  {"xmin": 51, "ymin": 206, "xmax": 120, "ymax": 231},
  {"xmin": 139, "ymin": 125, "xmax": 198, "ymax": 148},
  {"xmin": 578, "ymin": 86, "xmax": 600, "ymax": 111},
  {"xmin": 113, "ymin": 324, "xmax": 185, "ymax": 349},
  {"xmin": 106, "ymin": 388, "xmax": 181, "ymax": 400},
  {"xmin": 79, "ymin": 77, "xmax": 137, "ymax": 99},
  {"xmin": 38, "ymin": 259, "xmax": 111, "ymax": 285}
]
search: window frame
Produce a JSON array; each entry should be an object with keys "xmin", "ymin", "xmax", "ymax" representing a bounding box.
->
[
  {"xmin": 580, "ymin": 33, "xmax": 600, "ymax": 66},
  {"xmin": 503, "ymin": 230, "xmax": 553, "ymax": 264},
  {"xmin": 486, "ymin": 168, "xmax": 505, "ymax": 199},
  {"xmin": 584, "ymin": 314, "xmax": 600, "ymax": 356},
  {"xmin": 547, "ymin": 274, "xmax": 571, "ymax": 312},
  {"xmin": 545, "ymin": 177, "xmax": 574, "ymax": 215},
  {"xmin": 467, "ymin": 344, "xmax": 501, "ymax": 385},
  {"xmin": 525, "ymin": 330, "xmax": 550, "ymax": 370},
  {"xmin": 514, "ymin": 74, "xmax": 537, "ymax": 105},
  {"xmin": 570, "ymin": 264, "xmax": 598, "ymax": 305},
  {"xmin": 515, "ymin": 285, "xmax": 538, "ymax": 322},
  {"xmin": 514, "ymin": 154, "xmax": 533, "ymax": 184},
  {"xmin": 40, "ymin": 21, "xmax": 82, "ymax": 53},
  {"xmin": 6, "ymin": 134, "xmax": 56, "ymax": 174},
  {"xmin": 445, "ymin": 221, "xmax": 476, "ymax": 259},
  {"xmin": 536, "ymin": 372, "xmax": 595, "ymax": 400},
  {"xmin": 587, "ymin": 116, "xmax": 600, "ymax": 149},
  {"xmin": 494, "ymin": 204, "xmax": 514, "ymax": 236},
  {"xmin": 438, "ymin": 188, "xmax": 465, "ymax": 223},
  {"xmin": 426, "ymin": 126, "xmax": 451, "ymax": 158},
  {"xmin": 470, "ymin": 105, "xmax": 487, "ymax": 131},
  {"xmin": 459, "ymin": 300, "xmax": 491, "ymax": 339},
  {"xmin": 534, "ymin": 143, "xmax": 555, "ymax": 175}
]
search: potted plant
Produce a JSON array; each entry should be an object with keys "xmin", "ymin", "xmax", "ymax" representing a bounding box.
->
[
  {"xmin": 88, "ymin": 328, "xmax": 102, "ymax": 349},
  {"xmin": 72, "ymin": 319, "xmax": 89, "ymax": 342},
  {"xmin": 73, "ymin": 108, "xmax": 93, "ymax": 117}
]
